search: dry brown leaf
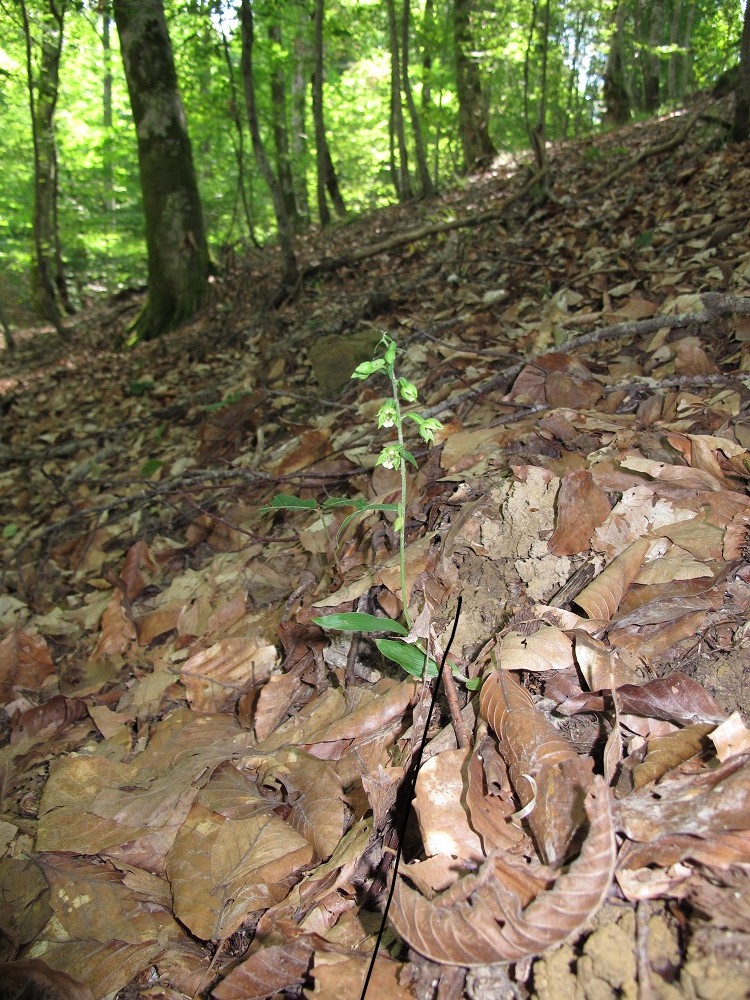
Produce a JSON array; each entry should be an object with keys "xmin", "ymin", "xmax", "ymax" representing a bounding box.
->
[
  {"xmin": 258, "ymin": 748, "xmax": 345, "ymax": 861},
  {"xmin": 464, "ymin": 736, "xmax": 527, "ymax": 854},
  {"xmin": 548, "ymin": 470, "xmax": 611, "ymax": 555},
  {"xmin": 90, "ymin": 589, "xmax": 137, "ymax": 660},
  {"xmin": 212, "ymin": 934, "xmax": 317, "ymax": 999},
  {"xmin": 0, "ymin": 630, "xmax": 55, "ymax": 703},
  {"xmin": 617, "ymin": 753, "xmax": 750, "ymax": 844},
  {"xmin": 496, "ymin": 625, "xmax": 575, "ymax": 673},
  {"xmin": 613, "ymin": 672, "xmax": 726, "ymax": 726},
  {"xmin": 413, "ymin": 748, "xmax": 484, "ymax": 863},
  {"xmin": 40, "ymin": 853, "xmax": 183, "ymax": 945},
  {"xmin": 0, "ymin": 959, "xmax": 95, "ymax": 1000},
  {"xmin": 575, "ymin": 537, "xmax": 651, "ymax": 620},
  {"xmin": 480, "ymin": 670, "xmax": 593, "ymax": 866},
  {"xmin": 120, "ymin": 539, "xmax": 157, "ymax": 601},
  {"xmin": 180, "ymin": 635, "xmax": 277, "ymax": 712},
  {"xmin": 166, "ymin": 802, "xmax": 314, "ymax": 940},
  {"xmin": 390, "ymin": 777, "xmax": 615, "ymax": 965},
  {"xmin": 632, "ymin": 724, "xmax": 715, "ymax": 788},
  {"xmin": 709, "ymin": 712, "xmax": 750, "ymax": 762},
  {"xmin": 305, "ymin": 951, "xmax": 414, "ymax": 999}
]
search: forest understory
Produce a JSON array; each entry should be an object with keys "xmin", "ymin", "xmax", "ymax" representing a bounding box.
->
[{"xmin": 2, "ymin": 94, "xmax": 750, "ymax": 1000}]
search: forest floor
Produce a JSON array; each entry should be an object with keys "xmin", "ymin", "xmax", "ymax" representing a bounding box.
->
[{"xmin": 2, "ymin": 94, "xmax": 750, "ymax": 1000}]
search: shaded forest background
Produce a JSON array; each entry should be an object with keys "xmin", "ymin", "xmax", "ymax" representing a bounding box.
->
[{"xmin": 1, "ymin": 0, "xmax": 748, "ymax": 342}]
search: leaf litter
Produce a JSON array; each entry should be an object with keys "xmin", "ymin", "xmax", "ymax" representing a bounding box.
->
[{"xmin": 2, "ymin": 98, "xmax": 750, "ymax": 998}]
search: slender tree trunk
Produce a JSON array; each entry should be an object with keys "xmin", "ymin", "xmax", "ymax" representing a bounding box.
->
[
  {"xmin": 291, "ymin": 27, "xmax": 311, "ymax": 226},
  {"xmin": 421, "ymin": 0, "xmax": 434, "ymax": 110},
  {"xmin": 401, "ymin": 0, "xmax": 434, "ymax": 196},
  {"xmin": 603, "ymin": 2, "xmax": 631, "ymax": 125},
  {"xmin": 0, "ymin": 299, "xmax": 15, "ymax": 351},
  {"xmin": 101, "ymin": 3, "xmax": 116, "ymax": 289},
  {"xmin": 113, "ymin": 0, "xmax": 210, "ymax": 340},
  {"xmin": 312, "ymin": 0, "xmax": 330, "ymax": 225},
  {"xmin": 523, "ymin": 0, "xmax": 538, "ymax": 143},
  {"xmin": 239, "ymin": 0, "xmax": 297, "ymax": 286},
  {"xmin": 20, "ymin": 0, "xmax": 69, "ymax": 333},
  {"xmin": 533, "ymin": 0, "xmax": 551, "ymax": 172},
  {"xmin": 220, "ymin": 28, "xmax": 259, "ymax": 247},
  {"xmin": 733, "ymin": 0, "xmax": 750, "ymax": 142},
  {"xmin": 678, "ymin": 2, "xmax": 695, "ymax": 96},
  {"xmin": 312, "ymin": 0, "xmax": 345, "ymax": 224},
  {"xmin": 386, "ymin": 0, "xmax": 411, "ymax": 200},
  {"xmin": 643, "ymin": 0, "xmax": 663, "ymax": 112},
  {"xmin": 667, "ymin": 0, "xmax": 682, "ymax": 101},
  {"xmin": 323, "ymin": 140, "xmax": 346, "ymax": 215},
  {"xmin": 453, "ymin": 0, "xmax": 496, "ymax": 171},
  {"xmin": 268, "ymin": 20, "xmax": 299, "ymax": 227}
]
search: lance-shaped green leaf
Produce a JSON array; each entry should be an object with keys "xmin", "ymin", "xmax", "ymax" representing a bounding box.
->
[{"xmin": 312, "ymin": 613, "xmax": 408, "ymax": 635}]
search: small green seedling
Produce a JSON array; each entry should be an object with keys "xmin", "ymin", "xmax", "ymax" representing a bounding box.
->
[{"xmin": 266, "ymin": 333, "xmax": 476, "ymax": 687}]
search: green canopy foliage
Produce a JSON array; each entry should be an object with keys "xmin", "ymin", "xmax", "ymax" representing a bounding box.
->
[{"xmin": 0, "ymin": 0, "xmax": 742, "ymax": 323}]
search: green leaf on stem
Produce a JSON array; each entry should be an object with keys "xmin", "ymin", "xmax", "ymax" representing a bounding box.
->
[
  {"xmin": 260, "ymin": 494, "xmax": 318, "ymax": 511},
  {"xmin": 313, "ymin": 613, "xmax": 408, "ymax": 635}
]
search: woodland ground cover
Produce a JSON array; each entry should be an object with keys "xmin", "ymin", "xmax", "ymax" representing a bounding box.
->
[{"xmin": 1, "ymin": 93, "xmax": 750, "ymax": 998}]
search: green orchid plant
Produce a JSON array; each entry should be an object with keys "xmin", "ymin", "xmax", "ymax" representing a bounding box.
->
[{"xmin": 265, "ymin": 333, "xmax": 476, "ymax": 687}]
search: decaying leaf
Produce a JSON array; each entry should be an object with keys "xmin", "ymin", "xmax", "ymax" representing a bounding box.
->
[
  {"xmin": 632, "ymin": 724, "xmax": 715, "ymax": 788},
  {"xmin": 480, "ymin": 670, "xmax": 593, "ymax": 866},
  {"xmin": 390, "ymin": 777, "xmax": 615, "ymax": 965},
  {"xmin": 575, "ymin": 537, "xmax": 651, "ymax": 621},
  {"xmin": 617, "ymin": 753, "xmax": 750, "ymax": 845}
]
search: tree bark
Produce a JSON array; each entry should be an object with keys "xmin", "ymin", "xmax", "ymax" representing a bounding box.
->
[
  {"xmin": 219, "ymin": 26, "xmax": 258, "ymax": 247},
  {"xmin": 291, "ymin": 26, "xmax": 311, "ymax": 226},
  {"xmin": 401, "ymin": 0, "xmax": 434, "ymax": 196},
  {"xmin": 239, "ymin": 0, "xmax": 298, "ymax": 287},
  {"xmin": 113, "ymin": 0, "xmax": 210, "ymax": 340},
  {"xmin": 312, "ymin": 0, "xmax": 345, "ymax": 224},
  {"xmin": 733, "ymin": 0, "xmax": 750, "ymax": 142},
  {"xmin": 20, "ymin": 0, "xmax": 70, "ymax": 332},
  {"xmin": 453, "ymin": 0, "xmax": 496, "ymax": 171},
  {"xmin": 268, "ymin": 20, "xmax": 299, "ymax": 227},
  {"xmin": 386, "ymin": 0, "xmax": 412, "ymax": 200},
  {"xmin": 642, "ymin": 0, "xmax": 663, "ymax": 112},
  {"xmin": 603, "ymin": 2, "xmax": 631, "ymax": 125}
]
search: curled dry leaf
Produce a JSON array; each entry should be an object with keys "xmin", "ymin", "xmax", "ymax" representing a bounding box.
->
[
  {"xmin": 575, "ymin": 537, "xmax": 651, "ymax": 620},
  {"xmin": 390, "ymin": 777, "xmax": 615, "ymax": 966},
  {"xmin": 632, "ymin": 724, "xmax": 715, "ymax": 789},
  {"xmin": 480, "ymin": 670, "xmax": 593, "ymax": 866},
  {"xmin": 464, "ymin": 736, "xmax": 526, "ymax": 854}
]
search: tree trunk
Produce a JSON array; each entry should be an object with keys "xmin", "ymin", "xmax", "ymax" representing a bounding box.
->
[
  {"xmin": 20, "ymin": 0, "xmax": 69, "ymax": 333},
  {"xmin": 386, "ymin": 0, "xmax": 412, "ymax": 200},
  {"xmin": 268, "ymin": 20, "xmax": 299, "ymax": 227},
  {"xmin": 312, "ymin": 0, "xmax": 345, "ymax": 224},
  {"xmin": 291, "ymin": 27, "xmax": 311, "ymax": 226},
  {"xmin": 312, "ymin": 0, "xmax": 330, "ymax": 226},
  {"xmin": 603, "ymin": 3, "xmax": 631, "ymax": 125},
  {"xmin": 220, "ymin": 27, "xmax": 259, "ymax": 247},
  {"xmin": 733, "ymin": 0, "xmax": 750, "ymax": 142},
  {"xmin": 101, "ymin": 3, "xmax": 116, "ymax": 289},
  {"xmin": 239, "ymin": 0, "xmax": 298, "ymax": 287},
  {"xmin": 401, "ymin": 0, "xmax": 434, "ymax": 196},
  {"xmin": 642, "ymin": 0, "xmax": 663, "ymax": 112},
  {"xmin": 113, "ymin": 0, "xmax": 210, "ymax": 340},
  {"xmin": 453, "ymin": 0, "xmax": 496, "ymax": 171}
]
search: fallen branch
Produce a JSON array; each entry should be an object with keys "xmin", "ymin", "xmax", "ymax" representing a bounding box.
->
[
  {"xmin": 303, "ymin": 167, "xmax": 550, "ymax": 277},
  {"xmin": 588, "ymin": 111, "xmax": 700, "ymax": 194},
  {"xmin": 420, "ymin": 291, "xmax": 750, "ymax": 418}
]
